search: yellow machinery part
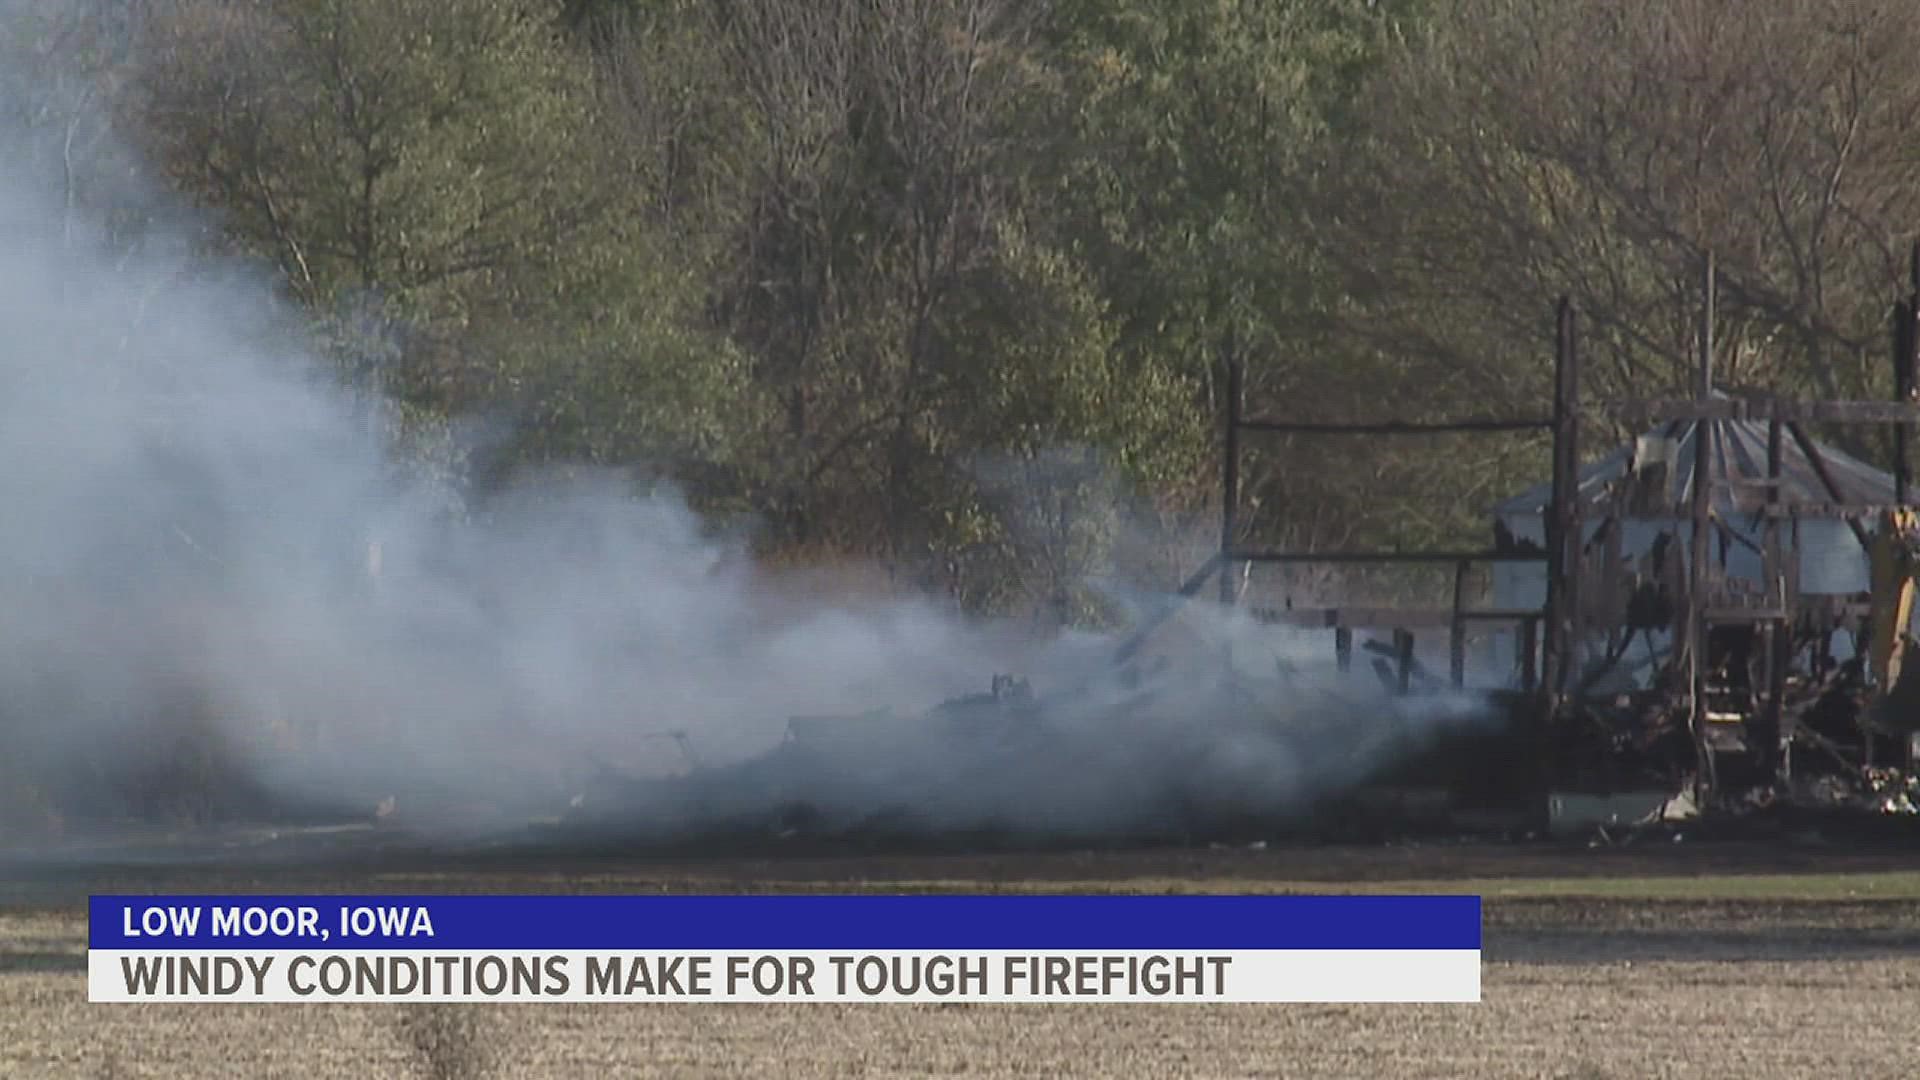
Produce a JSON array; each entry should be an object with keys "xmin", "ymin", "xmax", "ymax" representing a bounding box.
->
[{"xmin": 1869, "ymin": 509, "xmax": 1920, "ymax": 729}]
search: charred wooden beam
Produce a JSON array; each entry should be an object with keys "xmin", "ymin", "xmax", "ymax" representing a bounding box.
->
[
  {"xmin": 1360, "ymin": 633, "xmax": 1427, "ymax": 693},
  {"xmin": 1220, "ymin": 355, "xmax": 1242, "ymax": 607},
  {"xmin": 1763, "ymin": 416, "xmax": 1787, "ymax": 781},
  {"xmin": 1236, "ymin": 417, "xmax": 1552, "ymax": 435},
  {"xmin": 1894, "ymin": 298, "xmax": 1915, "ymax": 505},
  {"xmin": 1620, "ymin": 483, "xmax": 1914, "ymax": 517},
  {"xmin": 1543, "ymin": 297, "xmax": 1582, "ymax": 698},
  {"xmin": 1896, "ymin": 245, "xmax": 1920, "ymax": 505},
  {"xmin": 1563, "ymin": 306, "xmax": 1585, "ymax": 695},
  {"xmin": 1111, "ymin": 553, "xmax": 1223, "ymax": 666},
  {"xmin": 1251, "ymin": 606, "xmax": 1543, "ymax": 629},
  {"xmin": 1228, "ymin": 549, "xmax": 1548, "ymax": 564},
  {"xmin": 1618, "ymin": 398, "xmax": 1920, "ymax": 424},
  {"xmin": 1688, "ymin": 253, "xmax": 1716, "ymax": 802},
  {"xmin": 1786, "ymin": 422, "xmax": 1874, "ymax": 550},
  {"xmin": 1451, "ymin": 560, "xmax": 1469, "ymax": 688}
]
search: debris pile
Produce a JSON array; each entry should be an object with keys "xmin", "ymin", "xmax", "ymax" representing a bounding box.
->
[{"xmin": 558, "ymin": 662, "xmax": 1512, "ymax": 848}]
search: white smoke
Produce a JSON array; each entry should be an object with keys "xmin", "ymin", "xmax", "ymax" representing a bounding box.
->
[{"xmin": 0, "ymin": 7, "xmax": 1501, "ymax": 844}]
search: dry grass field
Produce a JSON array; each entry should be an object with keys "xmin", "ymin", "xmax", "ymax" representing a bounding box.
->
[{"xmin": 4, "ymin": 841, "xmax": 1918, "ymax": 1079}]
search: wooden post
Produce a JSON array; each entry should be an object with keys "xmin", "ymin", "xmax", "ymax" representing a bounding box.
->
[
  {"xmin": 1544, "ymin": 298, "xmax": 1580, "ymax": 696},
  {"xmin": 1564, "ymin": 308, "xmax": 1584, "ymax": 694},
  {"xmin": 1335, "ymin": 626, "xmax": 1353, "ymax": 673},
  {"xmin": 1220, "ymin": 354, "xmax": 1242, "ymax": 607},
  {"xmin": 1909, "ymin": 236, "xmax": 1920, "ymax": 440},
  {"xmin": 1542, "ymin": 308, "xmax": 1564, "ymax": 699},
  {"xmin": 1762, "ymin": 417, "xmax": 1786, "ymax": 781},
  {"xmin": 1450, "ymin": 560, "xmax": 1469, "ymax": 688},
  {"xmin": 1899, "ymin": 242, "xmax": 1920, "ymax": 503},
  {"xmin": 1901, "ymin": 244, "xmax": 1920, "ymax": 774},
  {"xmin": 1393, "ymin": 628, "xmax": 1415, "ymax": 694},
  {"xmin": 1894, "ymin": 297, "xmax": 1914, "ymax": 505},
  {"xmin": 1689, "ymin": 253, "xmax": 1717, "ymax": 802},
  {"xmin": 1536, "ymin": 298, "xmax": 1581, "ymax": 832}
]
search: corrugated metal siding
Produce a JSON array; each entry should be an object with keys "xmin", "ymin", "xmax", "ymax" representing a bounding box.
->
[
  {"xmin": 1494, "ymin": 411, "xmax": 1899, "ymax": 519},
  {"xmin": 1796, "ymin": 520, "xmax": 1869, "ymax": 594},
  {"xmin": 1494, "ymin": 513, "xmax": 1869, "ymax": 604},
  {"xmin": 1481, "ymin": 415, "xmax": 1894, "ymax": 688},
  {"xmin": 1489, "ymin": 513, "xmax": 1871, "ymax": 689}
]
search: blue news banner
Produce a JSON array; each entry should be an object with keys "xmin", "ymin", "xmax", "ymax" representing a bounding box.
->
[{"xmin": 89, "ymin": 894, "xmax": 1481, "ymax": 1003}]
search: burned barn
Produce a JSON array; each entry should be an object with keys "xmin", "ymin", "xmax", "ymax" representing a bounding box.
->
[
  {"xmin": 562, "ymin": 255, "xmax": 1920, "ymax": 849},
  {"xmin": 1488, "ymin": 406, "xmax": 1900, "ymax": 693},
  {"xmin": 1211, "ymin": 258, "xmax": 1920, "ymax": 831}
]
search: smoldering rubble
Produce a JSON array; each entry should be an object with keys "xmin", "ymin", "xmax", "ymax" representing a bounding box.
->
[
  {"xmin": 0, "ymin": 20, "xmax": 1504, "ymax": 848},
  {"xmin": 559, "ymin": 661, "xmax": 1507, "ymax": 845}
]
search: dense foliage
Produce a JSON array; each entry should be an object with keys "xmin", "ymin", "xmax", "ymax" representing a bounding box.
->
[{"xmin": 13, "ymin": 0, "xmax": 1920, "ymax": 620}]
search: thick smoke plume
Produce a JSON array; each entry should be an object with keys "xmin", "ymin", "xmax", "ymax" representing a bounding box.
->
[{"xmin": 0, "ymin": 16, "xmax": 1497, "ymax": 846}]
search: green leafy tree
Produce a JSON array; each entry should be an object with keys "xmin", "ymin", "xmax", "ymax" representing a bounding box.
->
[
  {"xmin": 132, "ymin": 0, "xmax": 744, "ymax": 489},
  {"xmin": 1032, "ymin": 0, "xmax": 1447, "ymax": 595}
]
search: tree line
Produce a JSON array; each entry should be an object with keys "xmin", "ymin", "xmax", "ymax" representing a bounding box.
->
[{"xmin": 11, "ymin": 0, "xmax": 1920, "ymax": 622}]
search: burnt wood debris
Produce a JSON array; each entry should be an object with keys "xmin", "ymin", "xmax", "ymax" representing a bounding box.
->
[
  {"xmin": 567, "ymin": 248, "xmax": 1920, "ymax": 848},
  {"xmin": 1183, "ymin": 248, "xmax": 1920, "ymax": 831}
]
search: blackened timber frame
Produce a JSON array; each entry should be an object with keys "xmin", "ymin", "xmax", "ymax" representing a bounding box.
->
[{"xmin": 1217, "ymin": 298, "xmax": 1576, "ymax": 702}]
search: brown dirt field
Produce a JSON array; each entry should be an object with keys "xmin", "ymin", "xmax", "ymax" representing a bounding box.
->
[{"xmin": 3, "ymin": 843, "xmax": 1919, "ymax": 1078}]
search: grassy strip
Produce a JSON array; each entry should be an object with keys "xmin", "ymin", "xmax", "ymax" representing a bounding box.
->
[{"xmin": 362, "ymin": 869, "xmax": 1920, "ymax": 900}]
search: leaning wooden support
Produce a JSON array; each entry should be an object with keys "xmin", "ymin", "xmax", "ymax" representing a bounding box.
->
[
  {"xmin": 1786, "ymin": 422, "xmax": 1874, "ymax": 550},
  {"xmin": 1688, "ymin": 253, "xmax": 1717, "ymax": 803},
  {"xmin": 1111, "ymin": 553, "xmax": 1223, "ymax": 666}
]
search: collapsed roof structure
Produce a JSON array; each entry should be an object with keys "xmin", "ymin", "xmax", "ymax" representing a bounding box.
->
[
  {"xmin": 1194, "ymin": 257, "xmax": 1920, "ymax": 829},
  {"xmin": 1488, "ymin": 402, "xmax": 1904, "ymax": 691},
  {"xmin": 558, "ymin": 261, "xmax": 1920, "ymax": 850}
]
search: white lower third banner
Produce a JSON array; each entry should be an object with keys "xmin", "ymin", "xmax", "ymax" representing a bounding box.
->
[{"xmin": 90, "ymin": 949, "xmax": 1479, "ymax": 1003}]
